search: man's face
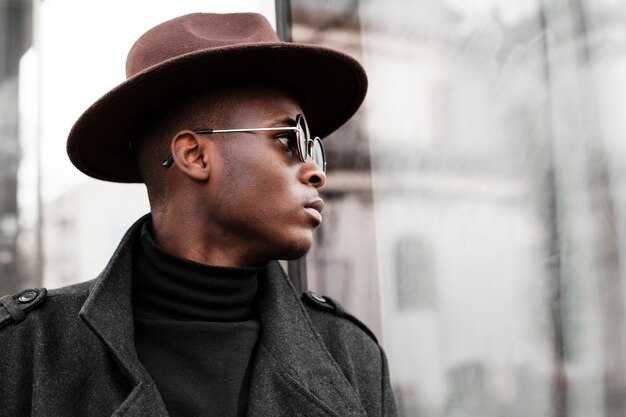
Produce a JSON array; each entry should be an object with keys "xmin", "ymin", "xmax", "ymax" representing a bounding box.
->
[{"xmin": 200, "ymin": 84, "xmax": 326, "ymax": 265}]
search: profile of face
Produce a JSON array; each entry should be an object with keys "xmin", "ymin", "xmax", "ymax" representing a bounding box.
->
[{"xmin": 169, "ymin": 84, "xmax": 327, "ymax": 266}]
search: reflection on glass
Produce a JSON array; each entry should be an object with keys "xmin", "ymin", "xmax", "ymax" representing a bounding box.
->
[
  {"xmin": 292, "ymin": 0, "xmax": 626, "ymax": 416},
  {"xmin": 395, "ymin": 235, "xmax": 436, "ymax": 310}
]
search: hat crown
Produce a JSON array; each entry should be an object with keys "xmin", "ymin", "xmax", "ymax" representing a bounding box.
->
[{"xmin": 126, "ymin": 13, "xmax": 280, "ymax": 78}]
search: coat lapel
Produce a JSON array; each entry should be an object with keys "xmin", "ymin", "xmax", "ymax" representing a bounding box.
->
[
  {"xmin": 247, "ymin": 262, "xmax": 366, "ymax": 417},
  {"xmin": 78, "ymin": 215, "xmax": 169, "ymax": 417}
]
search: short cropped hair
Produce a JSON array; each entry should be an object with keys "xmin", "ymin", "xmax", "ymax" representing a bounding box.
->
[{"xmin": 133, "ymin": 87, "xmax": 231, "ymax": 209}]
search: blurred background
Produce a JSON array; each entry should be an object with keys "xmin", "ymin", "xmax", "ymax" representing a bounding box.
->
[{"xmin": 3, "ymin": 0, "xmax": 626, "ymax": 416}]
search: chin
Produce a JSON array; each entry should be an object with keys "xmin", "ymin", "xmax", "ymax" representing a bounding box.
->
[{"xmin": 278, "ymin": 235, "xmax": 313, "ymax": 261}]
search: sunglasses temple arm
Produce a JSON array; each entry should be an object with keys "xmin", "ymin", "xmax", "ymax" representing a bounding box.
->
[
  {"xmin": 162, "ymin": 155, "xmax": 174, "ymax": 167},
  {"xmin": 164, "ymin": 126, "xmax": 303, "ymax": 167},
  {"xmin": 195, "ymin": 127, "xmax": 299, "ymax": 134}
]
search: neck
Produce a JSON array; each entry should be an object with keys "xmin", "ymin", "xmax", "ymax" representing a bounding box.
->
[{"xmin": 150, "ymin": 209, "xmax": 261, "ymax": 267}]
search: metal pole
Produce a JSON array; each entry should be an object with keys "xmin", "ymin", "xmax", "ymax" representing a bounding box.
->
[
  {"xmin": 274, "ymin": 0, "xmax": 292, "ymax": 42},
  {"xmin": 32, "ymin": 0, "xmax": 44, "ymax": 287}
]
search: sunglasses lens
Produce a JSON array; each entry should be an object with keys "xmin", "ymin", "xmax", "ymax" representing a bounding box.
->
[
  {"xmin": 295, "ymin": 114, "xmax": 325, "ymax": 171},
  {"xmin": 296, "ymin": 116, "xmax": 308, "ymax": 162},
  {"xmin": 311, "ymin": 137, "xmax": 326, "ymax": 172}
]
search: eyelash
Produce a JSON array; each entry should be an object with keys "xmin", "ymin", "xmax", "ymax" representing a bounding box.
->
[{"xmin": 276, "ymin": 135, "xmax": 294, "ymax": 152}]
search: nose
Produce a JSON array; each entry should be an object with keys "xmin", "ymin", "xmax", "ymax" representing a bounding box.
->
[{"xmin": 299, "ymin": 159, "xmax": 326, "ymax": 188}]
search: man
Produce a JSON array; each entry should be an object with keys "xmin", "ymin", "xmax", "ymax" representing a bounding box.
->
[{"xmin": 0, "ymin": 12, "xmax": 396, "ymax": 417}]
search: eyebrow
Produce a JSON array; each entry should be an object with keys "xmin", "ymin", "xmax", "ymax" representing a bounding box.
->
[{"xmin": 267, "ymin": 116, "xmax": 296, "ymax": 128}]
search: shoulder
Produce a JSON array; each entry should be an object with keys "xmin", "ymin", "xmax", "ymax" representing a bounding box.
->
[
  {"xmin": 0, "ymin": 280, "xmax": 97, "ymax": 387},
  {"xmin": 0, "ymin": 279, "xmax": 95, "ymax": 331},
  {"xmin": 300, "ymin": 290, "xmax": 393, "ymax": 413},
  {"xmin": 301, "ymin": 290, "xmax": 379, "ymax": 348},
  {"xmin": 0, "ymin": 280, "xmax": 97, "ymax": 380}
]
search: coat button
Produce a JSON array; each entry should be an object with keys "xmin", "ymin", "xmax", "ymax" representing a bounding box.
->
[
  {"xmin": 310, "ymin": 292, "xmax": 326, "ymax": 303},
  {"xmin": 18, "ymin": 291, "xmax": 37, "ymax": 303}
]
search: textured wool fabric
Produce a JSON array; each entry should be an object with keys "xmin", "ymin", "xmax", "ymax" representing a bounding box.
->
[
  {"xmin": 132, "ymin": 221, "xmax": 261, "ymax": 416},
  {"xmin": 0, "ymin": 215, "xmax": 398, "ymax": 417}
]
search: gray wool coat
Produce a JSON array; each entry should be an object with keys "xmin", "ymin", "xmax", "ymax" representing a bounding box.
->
[{"xmin": 0, "ymin": 217, "xmax": 397, "ymax": 417}]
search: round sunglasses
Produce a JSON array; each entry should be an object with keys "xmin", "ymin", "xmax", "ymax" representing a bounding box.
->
[{"xmin": 162, "ymin": 114, "xmax": 326, "ymax": 172}]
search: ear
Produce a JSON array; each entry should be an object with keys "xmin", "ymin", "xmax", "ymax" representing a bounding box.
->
[{"xmin": 169, "ymin": 130, "xmax": 211, "ymax": 181}]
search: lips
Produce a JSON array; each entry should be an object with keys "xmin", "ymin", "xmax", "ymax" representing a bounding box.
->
[{"xmin": 304, "ymin": 198, "xmax": 324, "ymax": 225}]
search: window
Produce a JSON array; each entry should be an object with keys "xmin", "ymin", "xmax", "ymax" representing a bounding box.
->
[{"xmin": 395, "ymin": 235, "xmax": 436, "ymax": 310}]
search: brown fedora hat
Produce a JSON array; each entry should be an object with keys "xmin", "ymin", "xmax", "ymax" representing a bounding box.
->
[{"xmin": 66, "ymin": 12, "xmax": 368, "ymax": 183}]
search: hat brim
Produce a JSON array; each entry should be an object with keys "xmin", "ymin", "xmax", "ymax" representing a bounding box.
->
[{"xmin": 66, "ymin": 43, "xmax": 368, "ymax": 183}]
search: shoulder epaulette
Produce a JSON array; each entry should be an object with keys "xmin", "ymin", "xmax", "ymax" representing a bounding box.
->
[
  {"xmin": 301, "ymin": 290, "xmax": 378, "ymax": 344},
  {"xmin": 0, "ymin": 288, "xmax": 48, "ymax": 329}
]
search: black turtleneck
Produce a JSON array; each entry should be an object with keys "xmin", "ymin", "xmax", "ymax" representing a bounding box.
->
[{"xmin": 132, "ymin": 222, "xmax": 264, "ymax": 417}]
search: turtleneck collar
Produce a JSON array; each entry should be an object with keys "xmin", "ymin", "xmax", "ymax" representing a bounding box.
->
[{"xmin": 132, "ymin": 221, "xmax": 264, "ymax": 322}]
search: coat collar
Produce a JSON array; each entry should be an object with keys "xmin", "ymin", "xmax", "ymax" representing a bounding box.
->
[
  {"xmin": 79, "ymin": 215, "xmax": 168, "ymax": 416},
  {"xmin": 79, "ymin": 215, "xmax": 365, "ymax": 417}
]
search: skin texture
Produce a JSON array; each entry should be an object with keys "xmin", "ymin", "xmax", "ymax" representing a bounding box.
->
[{"xmin": 149, "ymin": 84, "xmax": 326, "ymax": 267}]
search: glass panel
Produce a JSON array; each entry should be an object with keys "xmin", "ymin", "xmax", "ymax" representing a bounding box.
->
[
  {"xmin": 291, "ymin": 0, "xmax": 626, "ymax": 416},
  {"xmin": 395, "ymin": 235, "xmax": 436, "ymax": 310}
]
